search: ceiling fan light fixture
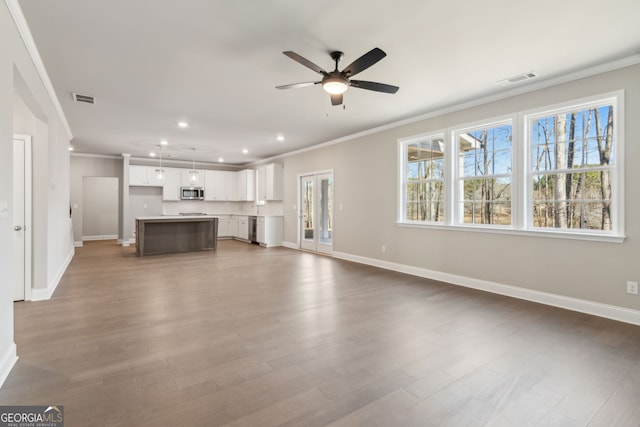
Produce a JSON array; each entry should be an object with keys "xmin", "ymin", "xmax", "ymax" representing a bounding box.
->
[
  {"xmin": 279, "ymin": 48, "xmax": 397, "ymax": 105},
  {"xmin": 322, "ymin": 76, "xmax": 349, "ymax": 95}
]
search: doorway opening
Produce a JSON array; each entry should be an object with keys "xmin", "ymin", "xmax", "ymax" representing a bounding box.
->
[{"xmin": 82, "ymin": 176, "xmax": 119, "ymax": 241}]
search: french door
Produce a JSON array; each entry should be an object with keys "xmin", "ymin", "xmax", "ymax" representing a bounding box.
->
[{"xmin": 300, "ymin": 172, "xmax": 333, "ymax": 255}]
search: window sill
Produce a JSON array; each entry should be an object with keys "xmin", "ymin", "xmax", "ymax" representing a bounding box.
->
[{"xmin": 396, "ymin": 221, "xmax": 625, "ymax": 243}]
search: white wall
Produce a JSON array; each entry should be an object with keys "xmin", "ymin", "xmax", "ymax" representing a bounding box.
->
[
  {"xmin": 0, "ymin": 1, "xmax": 17, "ymax": 388},
  {"xmin": 280, "ymin": 64, "xmax": 640, "ymax": 316},
  {"xmin": 0, "ymin": 1, "xmax": 73, "ymax": 387},
  {"xmin": 129, "ymin": 186, "xmax": 162, "ymax": 234}
]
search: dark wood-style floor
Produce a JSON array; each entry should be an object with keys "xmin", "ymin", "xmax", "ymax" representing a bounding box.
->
[{"xmin": 1, "ymin": 240, "xmax": 639, "ymax": 426}]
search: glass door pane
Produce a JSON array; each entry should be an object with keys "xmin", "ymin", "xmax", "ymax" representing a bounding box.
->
[
  {"xmin": 318, "ymin": 175, "xmax": 333, "ymax": 249},
  {"xmin": 301, "ymin": 176, "xmax": 315, "ymax": 250}
]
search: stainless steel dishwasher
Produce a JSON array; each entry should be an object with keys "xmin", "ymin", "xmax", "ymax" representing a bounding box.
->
[{"xmin": 248, "ymin": 216, "xmax": 258, "ymax": 244}]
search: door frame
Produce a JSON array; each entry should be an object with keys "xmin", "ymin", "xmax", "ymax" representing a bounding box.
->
[
  {"xmin": 13, "ymin": 134, "xmax": 32, "ymax": 301},
  {"xmin": 297, "ymin": 169, "xmax": 334, "ymax": 254}
]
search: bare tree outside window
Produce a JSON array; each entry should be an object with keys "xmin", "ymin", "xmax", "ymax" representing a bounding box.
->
[
  {"xmin": 458, "ymin": 124, "xmax": 512, "ymax": 225},
  {"xmin": 404, "ymin": 138, "xmax": 444, "ymax": 222},
  {"xmin": 531, "ymin": 105, "xmax": 614, "ymax": 230}
]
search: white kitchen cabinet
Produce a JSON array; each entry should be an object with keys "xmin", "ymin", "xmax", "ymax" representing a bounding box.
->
[
  {"xmin": 129, "ymin": 165, "xmax": 147, "ymax": 186},
  {"xmin": 236, "ymin": 215, "xmax": 249, "ymax": 240},
  {"xmin": 219, "ymin": 171, "xmax": 235, "ymax": 200},
  {"xmin": 216, "ymin": 216, "xmax": 230, "ymax": 237},
  {"xmin": 205, "ymin": 170, "xmax": 235, "ymax": 201},
  {"xmin": 181, "ymin": 169, "xmax": 205, "ymax": 188},
  {"xmin": 162, "ymin": 167, "xmax": 182, "ymax": 201},
  {"xmin": 227, "ymin": 217, "xmax": 239, "ymax": 238},
  {"xmin": 256, "ymin": 216, "xmax": 283, "ymax": 247},
  {"xmin": 129, "ymin": 165, "xmax": 164, "ymax": 187},
  {"xmin": 235, "ymin": 169, "xmax": 255, "ymax": 201},
  {"xmin": 257, "ymin": 163, "xmax": 283, "ymax": 201}
]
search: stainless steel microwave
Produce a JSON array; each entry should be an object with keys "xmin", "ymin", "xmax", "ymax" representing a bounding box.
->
[{"xmin": 181, "ymin": 187, "xmax": 204, "ymax": 200}]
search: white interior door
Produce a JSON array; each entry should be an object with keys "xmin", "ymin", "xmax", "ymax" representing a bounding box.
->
[
  {"xmin": 300, "ymin": 172, "xmax": 333, "ymax": 254},
  {"xmin": 13, "ymin": 135, "xmax": 32, "ymax": 301}
]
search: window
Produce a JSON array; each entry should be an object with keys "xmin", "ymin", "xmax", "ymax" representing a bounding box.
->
[
  {"xmin": 454, "ymin": 121, "xmax": 512, "ymax": 226},
  {"xmin": 398, "ymin": 92, "xmax": 623, "ymax": 242},
  {"xmin": 528, "ymin": 102, "xmax": 616, "ymax": 232},
  {"xmin": 401, "ymin": 135, "xmax": 445, "ymax": 223}
]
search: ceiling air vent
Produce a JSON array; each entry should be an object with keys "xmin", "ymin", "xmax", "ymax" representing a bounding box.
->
[
  {"xmin": 72, "ymin": 93, "xmax": 95, "ymax": 104},
  {"xmin": 497, "ymin": 72, "xmax": 537, "ymax": 86}
]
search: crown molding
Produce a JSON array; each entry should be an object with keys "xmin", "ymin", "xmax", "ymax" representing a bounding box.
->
[
  {"xmin": 5, "ymin": 0, "xmax": 73, "ymax": 140},
  {"xmin": 71, "ymin": 152, "xmax": 122, "ymax": 160}
]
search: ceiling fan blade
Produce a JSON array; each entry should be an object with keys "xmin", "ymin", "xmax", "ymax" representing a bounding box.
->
[
  {"xmin": 350, "ymin": 80, "xmax": 399, "ymax": 94},
  {"xmin": 330, "ymin": 93, "xmax": 343, "ymax": 106},
  {"xmin": 276, "ymin": 81, "xmax": 320, "ymax": 90},
  {"xmin": 341, "ymin": 48, "xmax": 386, "ymax": 77},
  {"xmin": 283, "ymin": 51, "xmax": 328, "ymax": 76}
]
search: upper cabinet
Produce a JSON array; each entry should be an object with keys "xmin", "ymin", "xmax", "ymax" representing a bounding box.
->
[
  {"xmin": 235, "ymin": 169, "xmax": 255, "ymax": 201},
  {"xmin": 181, "ymin": 169, "xmax": 205, "ymax": 188},
  {"xmin": 129, "ymin": 165, "xmax": 165, "ymax": 187},
  {"xmin": 257, "ymin": 163, "xmax": 283, "ymax": 201},
  {"xmin": 205, "ymin": 170, "xmax": 235, "ymax": 201},
  {"xmin": 129, "ymin": 164, "xmax": 263, "ymax": 202},
  {"xmin": 162, "ymin": 168, "xmax": 182, "ymax": 201}
]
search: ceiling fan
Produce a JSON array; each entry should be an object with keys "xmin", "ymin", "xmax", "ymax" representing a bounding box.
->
[{"xmin": 276, "ymin": 47, "xmax": 399, "ymax": 106}]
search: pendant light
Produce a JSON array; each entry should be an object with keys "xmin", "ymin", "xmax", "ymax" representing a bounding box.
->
[
  {"xmin": 188, "ymin": 148, "xmax": 199, "ymax": 184},
  {"xmin": 155, "ymin": 144, "xmax": 165, "ymax": 182}
]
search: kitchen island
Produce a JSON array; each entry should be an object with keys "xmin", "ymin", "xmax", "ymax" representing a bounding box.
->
[{"xmin": 135, "ymin": 215, "xmax": 218, "ymax": 256}]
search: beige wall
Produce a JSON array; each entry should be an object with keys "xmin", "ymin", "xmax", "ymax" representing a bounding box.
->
[
  {"xmin": 82, "ymin": 177, "xmax": 119, "ymax": 239},
  {"xmin": 280, "ymin": 64, "xmax": 640, "ymax": 311}
]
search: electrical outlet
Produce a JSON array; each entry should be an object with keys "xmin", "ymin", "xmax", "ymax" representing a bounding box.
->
[
  {"xmin": 627, "ymin": 281, "xmax": 638, "ymax": 295},
  {"xmin": 381, "ymin": 244, "xmax": 386, "ymax": 253}
]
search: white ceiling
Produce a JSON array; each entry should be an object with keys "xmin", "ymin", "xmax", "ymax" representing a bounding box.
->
[{"xmin": 17, "ymin": 0, "xmax": 640, "ymax": 165}]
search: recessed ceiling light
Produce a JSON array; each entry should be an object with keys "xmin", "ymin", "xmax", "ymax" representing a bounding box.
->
[
  {"xmin": 68, "ymin": 146, "xmax": 74, "ymax": 151},
  {"xmin": 242, "ymin": 148, "xmax": 249, "ymax": 154},
  {"xmin": 177, "ymin": 121, "xmax": 189, "ymax": 128},
  {"xmin": 160, "ymin": 140, "xmax": 168, "ymax": 145},
  {"xmin": 150, "ymin": 152, "xmax": 156, "ymax": 157},
  {"xmin": 218, "ymin": 157, "xmax": 224, "ymax": 163},
  {"xmin": 276, "ymin": 135, "xmax": 285, "ymax": 141}
]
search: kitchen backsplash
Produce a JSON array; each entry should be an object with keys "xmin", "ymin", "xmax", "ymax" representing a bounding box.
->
[{"xmin": 162, "ymin": 200, "xmax": 284, "ymax": 216}]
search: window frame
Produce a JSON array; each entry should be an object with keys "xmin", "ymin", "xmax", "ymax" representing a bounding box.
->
[
  {"xmin": 450, "ymin": 116, "xmax": 515, "ymax": 229},
  {"xmin": 398, "ymin": 131, "xmax": 446, "ymax": 225},
  {"xmin": 397, "ymin": 91, "xmax": 625, "ymax": 243},
  {"xmin": 522, "ymin": 92, "xmax": 624, "ymax": 239}
]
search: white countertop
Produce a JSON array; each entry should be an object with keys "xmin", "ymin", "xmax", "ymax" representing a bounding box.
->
[{"xmin": 136, "ymin": 215, "xmax": 219, "ymax": 220}]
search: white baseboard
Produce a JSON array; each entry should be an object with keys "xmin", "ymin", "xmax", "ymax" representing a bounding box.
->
[
  {"xmin": 0, "ymin": 342, "xmax": 17, "ymax": 389},
  {"xmin": 281, "ymin": 241, "xmax": 298, "ymax": 250},
  {"xmin": 82, "ymin": 234, "xmax": 118, "ymax": 241},
  {"xmin": 74, "ymin": 241, "xmax": 83, "ymax": 247},
  {"xmin": 333, "ymin": 251, "xmax": 640, "ymax": 326},
  {"xmin": 117, "ymin": 238, "xmax": 135, "ymax": 247},
  {"xmin": 31, "ymin": 247, "xmax": 74, "ymax": 301}
]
